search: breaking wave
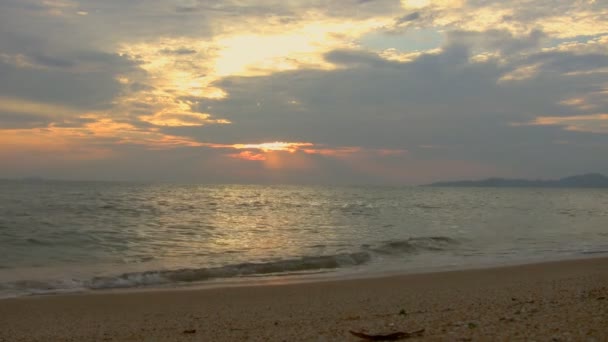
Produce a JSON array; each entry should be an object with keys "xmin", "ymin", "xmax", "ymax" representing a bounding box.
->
[
  {"xmin": 88, "ymin": 252, "xmax": 371, "ymax": 289},
  {"xmin": 370, "ymin": 236, "xmax": 459, "ymax": 255},
  {"xmin": 0, "ymin": 236, "xmax": 458, "ymax": 297}
]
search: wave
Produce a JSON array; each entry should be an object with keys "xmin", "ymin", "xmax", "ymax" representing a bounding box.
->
[
  {"xmin": 413, "ymin": 204, "xmax": 442, "ymax": 209},
  {"xmin": 369, "ymin": 236, "xmax": 459, "ymax": 255},
  {"xmin": 88, "ymin": 252, "xmax": 371, "ymax": 289},
  {"xmin": 0, "ymin": 278, "xmax": 85, "ymax": 298},
  {"xmin": 26, "ymin": 238, "xmax": 49, "ymax": 245},
  {"xmin": 580, "ymin": 249, "xmax": 608, "ymax": 255},
  {"xmin": 0, "ymin": 236, "xmax": 457, "ymax": 297}
]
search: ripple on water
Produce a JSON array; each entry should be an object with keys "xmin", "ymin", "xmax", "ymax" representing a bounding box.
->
[{"xmin": 1, "ymin": 182, "xmax": 608, "ymax": 298}]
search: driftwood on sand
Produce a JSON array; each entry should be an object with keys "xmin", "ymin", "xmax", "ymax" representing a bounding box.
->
[{"xmin": 349, "ymin": 328, "xmax": 425, "ymax": 341}]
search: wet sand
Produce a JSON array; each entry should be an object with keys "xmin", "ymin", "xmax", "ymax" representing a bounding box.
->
[{"xmin": 1, "ymin": 257, "xmax": 607, "ymax": 341}]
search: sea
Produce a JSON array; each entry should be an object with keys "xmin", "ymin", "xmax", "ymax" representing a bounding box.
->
[{"xmin": 1, "ymin": 180, "xmax": 607, "ymax": 298}]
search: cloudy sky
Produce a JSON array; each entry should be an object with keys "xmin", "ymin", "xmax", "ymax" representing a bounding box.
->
[{"xmin": 0, "ymin": 0, "xmax": 607, "ymax": 184}]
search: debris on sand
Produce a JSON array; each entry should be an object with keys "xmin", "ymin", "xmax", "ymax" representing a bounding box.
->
[{"xmin": 349, "ymin": 329, "xmax": 425, "ymax": 341}]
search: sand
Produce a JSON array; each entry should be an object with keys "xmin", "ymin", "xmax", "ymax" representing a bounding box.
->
[{"xmin": 1, "ymin": 257, "xmax": 607, "ymax": 341}]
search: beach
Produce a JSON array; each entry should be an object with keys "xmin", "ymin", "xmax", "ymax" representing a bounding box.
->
[{"xmin": 1, "ymin": 257, "xmax": 607, "ymax": 341}]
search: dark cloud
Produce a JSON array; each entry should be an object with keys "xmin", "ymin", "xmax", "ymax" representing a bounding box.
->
[
  {"xmin": 396, "ymin": 12, "xmax": 421, "ymax": 24},
  {"xmin": 447, "ymin": 29, "xmax": 546, "ymax": 55},
  {"xmin": 29, "ymin": 54, "xmax": 76, "ymax": 69},
  {"xmin": 479, "ymin": 0, "xmax": 606, "ymax": 23},
  {"xmin": 0, "ymin": 56, "xmax": 132, "ymax": 109},
  {"xmin": 175, "ymin": 0, "xmax": 199, "ymax": 12},
  {"xmin": 0, "ymin": 111, "xmax": 99, "ymax": 129},
  {"xmin": 0, "ymin": 112, "xmax": 50, "ymax": 129},
  {"xmin": 129, "ymin": 82, "xmax": 156, "ymax": 92},
  {"xmin": 176, "ymin": 36, "xmax": 608, "ymax": 180},
  {"xmin": 522, "ymin": 51, "xmax": 608, "ymax": 74},
  {"xmin": 170, "ymin": 0, "xmax": 402, "ymax": 19},
  {"xmin": 160, "ymin": 48, "xmax": 198, "ymax": 55},
  {"xmin": 325, "ymin": 49, "xmax": 398, "ymax": 68}
]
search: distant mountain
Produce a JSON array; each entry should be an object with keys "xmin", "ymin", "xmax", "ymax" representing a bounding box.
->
[{"xmin": 426, "ymin": 173, "xmax": 608, "ymax": 188}]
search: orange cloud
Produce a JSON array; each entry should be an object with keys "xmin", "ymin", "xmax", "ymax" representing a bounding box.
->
[
  {"xmin": 205, "ymin": 141, "xmax": 409, "ymax": 176},
  {"xmin": 513, "ymin": 114, "xmax": 608, "ymax": 133},
  {"xmin": 226, "ymin": 149, "xmax": 317, "ymax": 170},
  {"xmin": 139, "ymin": 111, "xmax": 231, "ymax": 127},
  {"xmin": 0, "ymin": 128, "xmax": 114, "ymax": 161},
  {"xmin": 229, "ymin": 151, "xmax": 267, "ymax": 161},
  {"xmin": 377, "ymin": 149, "xmax": 408, "ymax": 156},
  {"xmin": 0, "ymin": 114, "xmax": 208, "ymax": 161},
  {"xmin": 206, "ymin": 141, "xmax": 353, "ymax": 156},
  {"xmin": 205, "ymin": 141, "xmax": 408, "ymax": 160},
  {"xmin": 219, "ymin": 142, "xmax": 317, "ymax": 169},
  {"xmin": 303, "ymin": 146, "xmax": 362, "ymax": 157},
  {"xmin": 231, "ymin": 141, "xmax": 314, "ymax": 153},
  {"xmin": 304, "ymin": 146, "xmax": 408, "ymax": 158}
]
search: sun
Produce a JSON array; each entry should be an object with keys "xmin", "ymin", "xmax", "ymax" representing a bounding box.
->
[{"xmin": 232, "ymin": 142, "xmax": 314, "ymax": 153}]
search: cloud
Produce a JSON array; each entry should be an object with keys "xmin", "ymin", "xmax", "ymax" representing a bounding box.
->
[
  {"xmin": 1, "ymin": 0, "xmax": 608, "ymax": 183},
  {"xmin": 179, "ymin": 29, "xmax": 608, "ymax": 178},
  {"xmin": 175, "ymin": 0, "xmax": 198, "ymax": 12},
  {"xmin": 515, "ymin": 114, "xmax": 608, "ymax": 134},
  {"xmin": 0, "ymin": 112, "xmax": 51, "ymax": 129},
  {"xmin": 0, "ymin": 96, "xmax": 81, "ymax": 119},
  {"xmin": 0, "ymin": 51, "xmax": 138, "ymax": 110},
  {"xmin": 396, "ymin": 12, "xmax": 421, "ymax": 24},
  {"xmin": 229, "ymin": 151, "xmax": 267, "ymax": 161},
  {"xmin": 159, "ymin": 47, "xmax": 198, "ymax": 55},
  {"xmin": 521, "ymin": 50, "xmax": 608, "ymax": 75},
  {"xmin": 139, "ymin": 112, "xmax": 230, "ymax": 127},
  {"xmin": 448, "ymin": 29, "xmax": 546, "ymax": 56}
]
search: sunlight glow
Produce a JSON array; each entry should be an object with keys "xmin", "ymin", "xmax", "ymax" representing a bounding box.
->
[
  {"xmin": 0, "ymin": 115, "xmax": 206, "ymax": 160},
  {"xmin": 232, "ymin": 142, "xmax": 314, "ymax": 153},
  {"xmin": 210, "ymin": 18, "xmax": 384, "ymax": 77},
  {"xmin": 401, "ymin": 0, "xmax": 431, "ymax": 8},
  {"xmin": 229, "ymin": 151, "xmax": 267, "ymax": 161},
  {"xmin": 113, "ymin": 16, "xmax": 390, "ymax": 130},
  {"xmin": 401, "ymin": 0, "xmax": 465, "ymax": 9},
  {"xmin": 498, "ymin": 63, "xmax": 541, "ymax": 83},
  {"xmin": 207, "ymin": 141, "xmax": 408, "ymax": 169}
]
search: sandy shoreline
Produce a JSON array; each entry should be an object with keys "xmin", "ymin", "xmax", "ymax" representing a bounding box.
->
[{"xmin": 1, "ymin": 257, "xmax": 607, "ymax": 341}]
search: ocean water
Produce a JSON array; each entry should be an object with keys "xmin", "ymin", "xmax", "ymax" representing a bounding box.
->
[{"xmin": 1, "ymin": 180, "xmax": 607, "ymax": 298}]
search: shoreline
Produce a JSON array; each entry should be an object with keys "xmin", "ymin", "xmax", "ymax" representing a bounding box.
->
[
  {"xmin": 3, "ymin": 251, "xmax": 607, "ymax": 300},
  {"xmin": 1, "ymin": 257, "xmax": 607, "ymax": 341},
  {"xmin": 2, "ymin": 252, "xmax": 606, "ymax": 300}
]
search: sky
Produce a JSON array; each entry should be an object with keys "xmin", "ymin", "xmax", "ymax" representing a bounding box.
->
[{"xmin": 0, "ymin": 0, "xmax": 607, "ymax": 185}]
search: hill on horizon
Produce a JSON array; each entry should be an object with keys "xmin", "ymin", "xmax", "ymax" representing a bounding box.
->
[{"xmin": 426, "ymin": 173, "xmax": 608, "ymax": 188}]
